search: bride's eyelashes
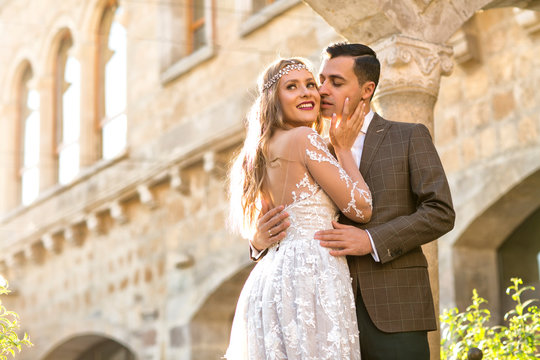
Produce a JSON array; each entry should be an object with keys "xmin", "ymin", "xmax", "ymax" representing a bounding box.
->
[{"xmin": 285, "ymin": 80, "xmax": 317, "ymax": 91}]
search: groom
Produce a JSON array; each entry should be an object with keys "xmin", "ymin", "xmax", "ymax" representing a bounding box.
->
[{"xmin": 251, "ymin": 42, "xmax": 455, "ymax": 359}]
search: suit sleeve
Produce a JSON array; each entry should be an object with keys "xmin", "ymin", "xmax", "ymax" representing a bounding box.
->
[{"xmin": 366, "ymin": 124, "xmax": 455, "ymax": 264}]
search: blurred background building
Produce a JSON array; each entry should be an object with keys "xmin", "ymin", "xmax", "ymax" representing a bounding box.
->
[{"xmin": 0, "ymin": 0, "xmax": 538, "ymax": 359}]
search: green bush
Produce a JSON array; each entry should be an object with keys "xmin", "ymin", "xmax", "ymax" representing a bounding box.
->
[
  {"xmin": 440, "ymin": 278, "xmax": 540, "ymax": 360},
  {"xmin": 0, "ymin": 283, "xmax": 32, "ymax": 359}
]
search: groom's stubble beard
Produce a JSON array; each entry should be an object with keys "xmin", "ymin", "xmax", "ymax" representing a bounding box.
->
[{"xmin": 320, "ymin": 92, "xmax": 363, "ymax": 121}]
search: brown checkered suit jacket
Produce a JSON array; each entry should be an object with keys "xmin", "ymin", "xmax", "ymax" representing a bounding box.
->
[{"xmin": 341, "ymin": 113, "xmax": 455, "ymax": 333}]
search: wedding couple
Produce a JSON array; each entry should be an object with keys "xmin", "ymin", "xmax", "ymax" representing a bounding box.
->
[{"xmin": 226, "ymin": 42, "xmax": 455, "ymax": 360}]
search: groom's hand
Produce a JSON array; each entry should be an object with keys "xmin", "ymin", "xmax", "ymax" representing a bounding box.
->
[
  {"xmin": 315, "ymin": 221, "xmax": 372, "ymax": 257},
  {"xmin": 251, "ymin": 200, "xmax": 290, "ymax": 252}
]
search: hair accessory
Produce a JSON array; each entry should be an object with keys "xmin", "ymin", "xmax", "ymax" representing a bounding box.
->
[{"xmin": 262, "ymin": 62, "xmax": 307, "ymax": 91}]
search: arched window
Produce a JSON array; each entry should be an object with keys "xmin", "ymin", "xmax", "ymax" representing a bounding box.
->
[
  {"xmin": 56, "ymin": 34, "xmax": 81, "ymax": 184},
  {"xmin": 19, "ymin": 66, "xmax": 40, "ymax": 205},
  {"xmin": 99, "ymin": 5, "xmax": 127, "ymax": 160}
]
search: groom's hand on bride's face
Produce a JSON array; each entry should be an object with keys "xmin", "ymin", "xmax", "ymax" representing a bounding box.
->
[
  {"xmin": 314, "ymin": 221, "xmax": 373, "ymax": 257},
  {"xmin": 252, "ymin": 204, "xmax": 290, "ymax": 251}
]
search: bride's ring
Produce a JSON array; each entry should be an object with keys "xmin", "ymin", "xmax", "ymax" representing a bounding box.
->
[{"xmin": 268, "ymin": 230, "xmax": 272, "ymax": 237}]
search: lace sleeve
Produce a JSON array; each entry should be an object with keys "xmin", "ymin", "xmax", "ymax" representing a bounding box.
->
[{"xmin": 302, "ymin": 130, "xmax": 372, "ymax": 222}]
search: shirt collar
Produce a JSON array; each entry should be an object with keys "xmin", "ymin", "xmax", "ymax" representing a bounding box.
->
[
  {"xmin": 352, "ymin": 110, "xmax": 374, "ymax": 149},
  {"xmin": 361, "ymin": 110, "xmax": 374, "ymax": 134}
]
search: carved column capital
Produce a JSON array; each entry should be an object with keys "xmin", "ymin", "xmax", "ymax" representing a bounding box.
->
[
  {"xmin": 371, "ymin": 35, "xmax": 453, "ymax": 133},
  {"xmin": 373, "ymin": 35, "xmax": 453, "ymax": 99}
]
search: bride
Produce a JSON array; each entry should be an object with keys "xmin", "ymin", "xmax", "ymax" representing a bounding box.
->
[{"xmin": 226, "ymin": 58, "xmax": 372, "ymax": 359}]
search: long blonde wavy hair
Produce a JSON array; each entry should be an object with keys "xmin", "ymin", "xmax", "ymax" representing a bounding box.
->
[{"xmin": 229, "ymin": 57, "xmax": 323, "ymax": 238}]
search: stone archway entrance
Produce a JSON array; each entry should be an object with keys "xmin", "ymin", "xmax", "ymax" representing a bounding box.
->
[
  {"xmin": 43, "ymin": 334, "xmax": 136, "ymax": 360},
  {"xmin": 453, "ymin": 168, "xmax": 540, "ymax": 324},
  {"xmin": 498, "ymin": 206, "xmax": 540, "ymax": 316},
  {"xmin": 189, "ymin": 263, "xmax": 255, "ymax": 360}
]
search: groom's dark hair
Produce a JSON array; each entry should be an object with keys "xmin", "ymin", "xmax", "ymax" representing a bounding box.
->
[{"xmin": 325, "ymin": 42, "xmax": 380, "ymax": 90}]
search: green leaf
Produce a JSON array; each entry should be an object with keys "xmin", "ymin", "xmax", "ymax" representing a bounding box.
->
[{"xmin": 441, "ymin": 278, "xmax": 540, "ymax": 360}]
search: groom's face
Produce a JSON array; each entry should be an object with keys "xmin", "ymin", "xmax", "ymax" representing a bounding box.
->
[{"xmin": 318, "ymin": 56, "xmax": 363, "ymax": 119}]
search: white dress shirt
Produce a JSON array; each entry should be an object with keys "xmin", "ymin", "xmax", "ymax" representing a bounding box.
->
[
  {"xmin": 349, "ymin": 110, "xmax": 380, "ymax": 262},
  {"xmin": 351, "ymin": 110, "xmax": 373, "ymax": 167}
]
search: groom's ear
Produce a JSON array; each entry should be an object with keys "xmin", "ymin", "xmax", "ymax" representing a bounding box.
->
[{"xmin": 361, "ymin": 81, "xmax": 376, "ymax": 100}]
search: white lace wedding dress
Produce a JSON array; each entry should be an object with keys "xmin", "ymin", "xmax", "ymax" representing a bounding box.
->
[{"xmin": 225, "ymin": 127, "xmax": 371, "ymax": 360}]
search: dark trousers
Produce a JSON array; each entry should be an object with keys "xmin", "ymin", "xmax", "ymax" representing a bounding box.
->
[{"xmin": 356, "ymin": 294, "xmax": 430, "ymax": 360}]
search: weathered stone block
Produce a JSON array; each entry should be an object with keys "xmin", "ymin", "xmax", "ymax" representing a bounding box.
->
[
  {"xmin": 518, "ymin": 116, "xmax": 538, "ymax": 144},
  {"xmin": 464, "ymin": 67, "xmax": 489, "ymax": 99},
  {"xmin": 480, "ymin": 127, "xmax": 497, "ymax": 158},
  {"xmin": 492, "ymin": 90, "xmax": 516, "ymax": 121}
]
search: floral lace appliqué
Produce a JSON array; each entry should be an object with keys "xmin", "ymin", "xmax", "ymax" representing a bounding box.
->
[
  {"xmin": 306, "ymin": 133, "xmax": 372, "ymax": 220},
  {"xmin": 225, "ymin": 189, "xmax": 360, "ymax": 360},
  {"xmin": 292, "ymin": 172, "xmax": 318, "ymax": 203}
]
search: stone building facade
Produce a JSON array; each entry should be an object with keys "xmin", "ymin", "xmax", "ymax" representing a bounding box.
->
[{"xmin": 0, "ymin": 0, "xmax": 538, "ymax": 359}]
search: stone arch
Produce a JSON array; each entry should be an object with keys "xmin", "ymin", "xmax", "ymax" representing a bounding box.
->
[
  {"xmin": 2, "ymin": 54, "xmax": 36, "ymax": 104},
  {"xmin": 76, "ymin": 0, "xmax": 122, "ymax": 167},
  {"xmin": 304, "ymin": 0, "xmax": 539, "ymax": 45},
  {"xmin": 80, "ymin": 0, "xmax": 119, "ymax": 37},
  {"xmin": 0, "ymin": 58, "xmax": 35, "ymax": 209},
  {"xmin": 3, "ymin": 59, "xmax": 33, "ymax": 107},
  {"xmin": 188, "ymin": 262, "xmax": 255, "ymax": 360},
  {"xmin": 452, "ymin": 167, "xmax": 540, "ymax": 323},
  {"xmin": 33, "ymin": 320, "xmax": 140, "ymax": 360},
  {"xmin": 42, "ymin": 26, "xmax": 76, "ymax": 79},
  {"xmin": 498, "ymin": 207, "xmax": 540, "ymax": 315},
  {"xmin": 41, "ymin": 333, "xmax": 137, "ymax": 360},
  {"xmin": 37, "ymin": 14, "xmax": 79, "ymax": 78}
]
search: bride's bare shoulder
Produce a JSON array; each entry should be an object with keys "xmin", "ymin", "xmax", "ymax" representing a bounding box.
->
[
  {"xmin": 272, "ymin": 126, "xmax": 317, "ymax": 143},
  {"xmin": 284, "ymin": 126, "xmax": 319, "ymax": 141},
  {"xmin": 269, "ymin": 127, "xmax": 320, "ymax": 160}
]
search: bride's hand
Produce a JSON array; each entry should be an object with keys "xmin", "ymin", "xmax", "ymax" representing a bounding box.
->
[
  {"xmin": 329, "ymin": 97, "xmax": 366, "ymax": 152},
  {"xmin": 251, "ymin": 200, "xmax": 290, "ymax": 252}
]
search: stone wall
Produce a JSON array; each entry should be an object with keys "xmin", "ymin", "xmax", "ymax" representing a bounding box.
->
[
  {"xmin": 435, "ymin": 8, "xmax": 540, "ymax": 318},
  {"xmin": 0, "ymin": 0, "xmax": 343, "ymax": 358},
  {"xmin": 0, "ymin": 0, "xmax": 539, "ymax": 359}
]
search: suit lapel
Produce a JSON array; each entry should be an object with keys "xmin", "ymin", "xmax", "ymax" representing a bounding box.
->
[{"xmin": 360, "ymin": 113, "xmax": 390, "ymax": 175}]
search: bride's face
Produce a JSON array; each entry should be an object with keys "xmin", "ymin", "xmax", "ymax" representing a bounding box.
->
[{"xmin": 277, "ymin": 68, "xmax": 320, "ymax": 128}]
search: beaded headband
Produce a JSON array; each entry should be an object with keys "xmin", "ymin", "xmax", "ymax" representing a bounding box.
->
[{"xmin": 262, "ymin": 62, "xmax": 308, "ymax": 91}]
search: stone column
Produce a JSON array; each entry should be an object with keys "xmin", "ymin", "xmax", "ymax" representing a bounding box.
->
[
  {"xmin": 372, "ymin": 35, "xmax": 453, "ymax": 132},
  {"xmin": 0, "ymin": 101, "xmax": 19, "ymax": 212},
  {"xmin": 78, "ymin": 37, "xmax": 100, "ymax": 168},
  {"xmin": 37, "ymin": 74, "xmax": 58, "ymax": 190},
  {"xmin": 372, "ymin": 34, "xmax": 453, "ymax": 359}
]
